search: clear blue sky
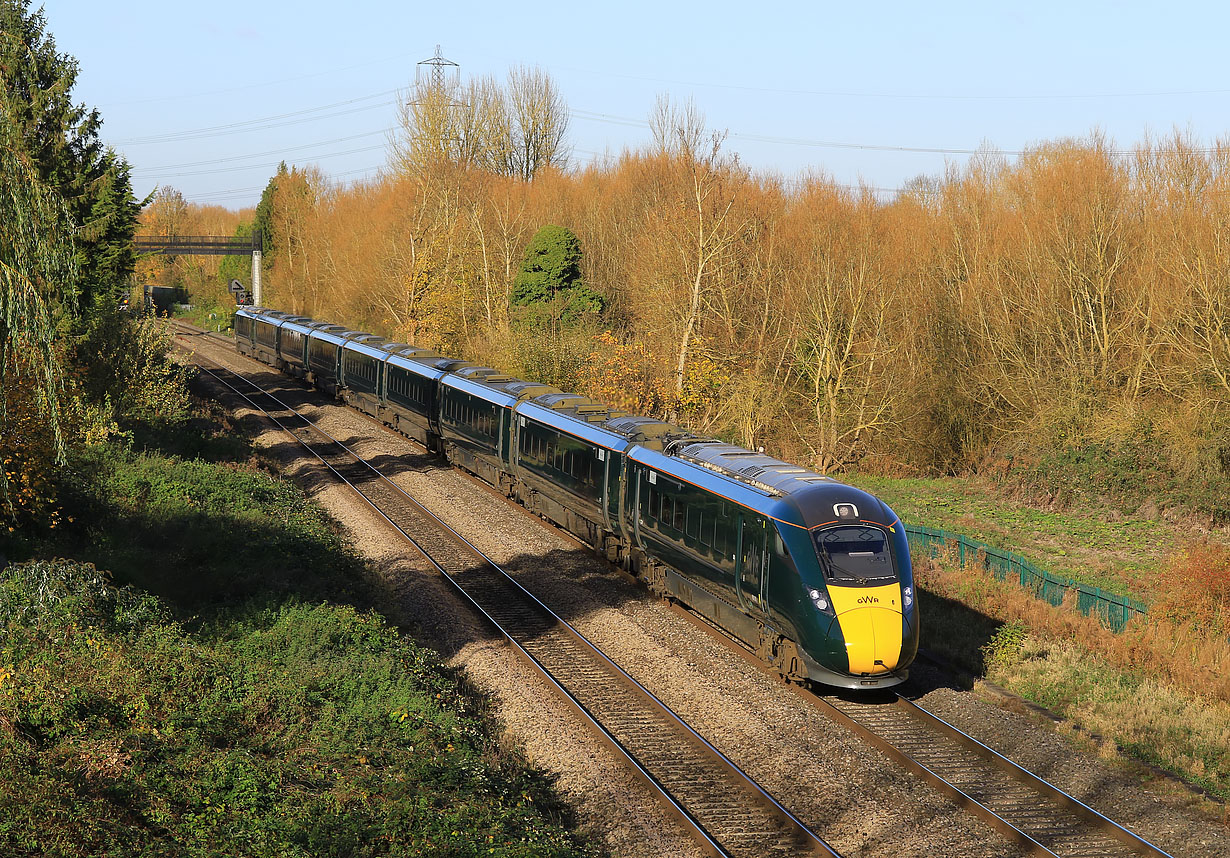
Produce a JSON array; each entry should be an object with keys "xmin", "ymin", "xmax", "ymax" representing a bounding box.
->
[{"xmin": 40, "ymin": 1, "xmax": 1230, "ymax": 209}]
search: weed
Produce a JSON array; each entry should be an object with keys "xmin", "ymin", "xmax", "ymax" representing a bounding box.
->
[{"xmin": 981, "ymin": 622, "xmax": 1027, "ymax": 673}]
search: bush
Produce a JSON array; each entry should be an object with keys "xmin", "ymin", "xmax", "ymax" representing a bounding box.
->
[
  {"xmin": 1148, "ymin": 542, "xmax": 1230, "ymax": 636},
  {"xmin": 67, "ymin": 310, "xmax": 193, "ymax": 442},
  {"xmin": 0, "ymin": 560, "xmax": 588, "ymax": 857}
]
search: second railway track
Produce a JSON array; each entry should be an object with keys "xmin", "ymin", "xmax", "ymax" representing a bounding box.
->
[
  {"xmin": 184, "ymin": 347, "xmax": 838, "ymax": 858},
  {"xmin": 174, "ymin": 322, "xmax": 1192, "ymax": 858}
]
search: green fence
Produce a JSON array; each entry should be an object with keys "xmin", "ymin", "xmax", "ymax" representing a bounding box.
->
[{"xmin": 904, "ymin": 524, "xmax": 1149, "ymax": 632}]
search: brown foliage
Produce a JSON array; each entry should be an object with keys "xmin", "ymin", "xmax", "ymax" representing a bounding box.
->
[
  {"xmin": 1149, "ymin": 542, "xmax": 1230, "ymax": 635},
  {"xmin": 257, "ymin": 131, "xmax": 1229, "ymax": 488},
  {"xmin": 919, "ymin": 552, "xmax": 1230, "ymax": 704}
]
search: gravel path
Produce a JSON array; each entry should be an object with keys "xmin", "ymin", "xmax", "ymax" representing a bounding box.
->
[{"xmin": 180, "ymin": 333, "xmax": 1229, "ymax": 858}]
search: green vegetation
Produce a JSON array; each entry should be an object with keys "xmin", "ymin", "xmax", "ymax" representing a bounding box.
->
[
  {"xmin": 0, "ymin": 0, "xmax": 142, "ymax": 320},
  {"xmin": 172, "ymin": 301, "xmax": 237, "ymax": 335},
  {"xmin": 843, "ymin": 472, "xmax": 1187, "ymax": 594},
  {"xmin": 508, "ymin": 225, "xmax": 605, "ymax": 389},
  {"xmin": 994, "ymin": 638, "xmax": 1230, "ymax": 799},
  {"xmin": 511, "ymin": 225, "xmax": 602, "ymax": 320},
  {"xmin": 1, "ymin": 411, "xmax": 592, "ymax": 857}
]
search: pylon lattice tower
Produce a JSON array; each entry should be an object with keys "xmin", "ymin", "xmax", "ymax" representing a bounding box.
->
[{"xmin": 417, "ymin": 45, "xmax": 459, "ymax": 89}]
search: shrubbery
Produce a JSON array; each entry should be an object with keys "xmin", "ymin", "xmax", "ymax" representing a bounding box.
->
[{"xmin": 0, "ymin": 560, "xmax": 586, "ymax": 856}]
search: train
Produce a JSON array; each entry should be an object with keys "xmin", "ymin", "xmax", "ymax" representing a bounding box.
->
[{"xmin": 232, "ymin": 306, "xmax": 919, "ymax": 689}]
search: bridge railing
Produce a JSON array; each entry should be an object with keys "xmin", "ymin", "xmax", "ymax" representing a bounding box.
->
[
  {"xmin": 134, "ymin": 233, "xmax": 261, "ymax": 255},
  {"xmin": 904, "ymin": 523, "xmax": 1149, "ymax": 632}
]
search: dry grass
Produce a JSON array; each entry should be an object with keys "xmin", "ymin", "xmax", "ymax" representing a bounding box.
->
[{"xmin": 917, "ymin": 545, "xmax": 1230, "ymax": 797}]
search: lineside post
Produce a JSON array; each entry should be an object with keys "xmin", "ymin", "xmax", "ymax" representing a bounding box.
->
[{"xmin": 252, "ymin": 250, "xmax": 262, "ymax": 306}]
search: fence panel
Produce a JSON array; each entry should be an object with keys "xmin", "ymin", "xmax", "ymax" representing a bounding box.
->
[{"xmin": 905, "ymin": 524, "xmax": 1147, "ymax": 631}]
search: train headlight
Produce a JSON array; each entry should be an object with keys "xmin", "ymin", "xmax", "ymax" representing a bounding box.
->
[
  {"xmin": 903, "ymin": 586, "xmax": 913, "ymax": 609},
  {"xmin": 808, "ymin": 588, "xmax": 830, "ymax": 613}
]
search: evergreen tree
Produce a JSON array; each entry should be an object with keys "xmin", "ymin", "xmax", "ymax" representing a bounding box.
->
[
  {"xmin": 253, "ymin": 163, "xmax": 285, "ymax": 259},
  {"xmin": 510, "ymin": 225, "xmax": 603, "ymax": 322},
  {"xmin": 0, "ymin": 0, "xmax": 143, "ymax": 321}
]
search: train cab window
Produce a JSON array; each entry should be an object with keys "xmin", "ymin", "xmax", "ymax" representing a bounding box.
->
[
  {"xmin": 814, "ymin": 525, "xmax": 895, "ymax": 584},
  {"xmin": 773, "ymin": 530, "xmax": 789, "ymax": 559}
]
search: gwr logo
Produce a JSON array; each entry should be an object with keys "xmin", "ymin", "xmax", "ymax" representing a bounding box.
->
[{"xmin": 857, "ymin": 596, "xmax": 880, "ymax": 605}]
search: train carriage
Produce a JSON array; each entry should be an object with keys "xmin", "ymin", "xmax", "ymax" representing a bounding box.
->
[
  {"xmin": 275, "ymin": 316, "xmax": 319, "ymax": 377},
  {"xmin": 251, "ymin": 310, "xmax": 292, "ymax": 365},
  {"xmin": 233, "ymin": 307, "xmax": 287, "ymax": 364},
  {"xmin": 304, "ymin": 325, "xmax": 352, "ymax": 395},
  {"xmin": 438, "ymin": 368, "xmax": 520, "ymax": 488},
  {"xmin": 340, "ymin": 334, "xmax": 389, "ymax": 419},
  {"xmin": 513, "ymin": 393, "xmax": 630, "ymax": 549},
  {"xmin": 381, "ymin": 347, "xmax": 467, "ymax": 449}
]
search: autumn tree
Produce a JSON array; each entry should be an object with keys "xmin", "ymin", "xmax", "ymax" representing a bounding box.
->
[
  {"xmin": 390, "ymin": 66, "xmax": 568, "ymax": 182},
  {"xmin": 641, "ymin": 97, "xmax": 748, "ymax": 422}
]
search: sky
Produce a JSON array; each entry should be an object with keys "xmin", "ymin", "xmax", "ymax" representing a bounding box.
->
[{"xmin": 38, "ymin": 1, "xmax": 1230, "ymax": 210}]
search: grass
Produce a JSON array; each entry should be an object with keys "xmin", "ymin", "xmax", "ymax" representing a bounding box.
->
[
  {"xmin": 172, "ymin": 301, "xmax": 235, "ymax": 336},
  {"xmin": 996, "ymin": 637, "xmax": 1230, "ymax": 798},
  {"xmin": 843, "ymin": 471, "xmax": 1209, "ymax": 595},
  {"xmin": 0, "ymin": 404, "xmax": 594, "ymax": 857}
]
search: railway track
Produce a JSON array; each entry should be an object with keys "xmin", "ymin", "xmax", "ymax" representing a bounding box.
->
[
  {"xmin": 176, "ymin": 339, "xmax": 838, "ymax": 858},
  {"xmin": 173, "ymin": 321, "xmax": 1179, "ymax": 858},
  {"xmin": 814, "ymin": 692, "xmax": 1170, "ymax": 858}
]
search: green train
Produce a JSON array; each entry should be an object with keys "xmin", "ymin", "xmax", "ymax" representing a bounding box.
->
[{"xmin": 235, "ymin": 307, "xmax": 919, "ymax": 689}]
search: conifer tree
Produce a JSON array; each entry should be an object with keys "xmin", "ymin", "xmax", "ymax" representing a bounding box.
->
[
  {"xmin": 510, "ymin": 225, "xmax": 603, "ymax": 324},
  {"xmin": 0, "ymin": 0, "xmax": 142, "ymax": 321}
]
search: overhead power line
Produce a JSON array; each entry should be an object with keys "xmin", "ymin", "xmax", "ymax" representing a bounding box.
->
[
  {"xmin": 547, "ymin": 59, "xmax": 1230, "ymax": 102},
  {"xmin": 138, "ymin": 129, "xmax": 394, "ymax": 171},
  {"xmin": 112, "ymin": 90, "xmax": 398, "ymax": 146}
]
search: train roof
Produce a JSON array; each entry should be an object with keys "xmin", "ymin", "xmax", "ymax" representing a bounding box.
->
[
  {"xmin": 343, "ymin": 336, "xmax": 390, "ymax": 361},
  {"xmin": 517, "ymin": 399, "xmax": 633, "ymax": 452},
  {"xmin": 306, "ymin": 325, "xmax": 351, "ymax": 346},
  {"xmin": 673, "ymin": 440, "xmax": 833, "ymax": 496},
  {"xmin": 277, "ymin": 317, "xmax": 318, "ymax": 336},
  {"xmin": 441, "ymin": 371, "xmax": 520, "ymax": 408},
  {"xmin": 631, "ymin": 445, "xmax": 789, "ymax": 517},
  {"xmin": 631, "ymin": 444, "xmax": 894, "ymax": 530},
  {"xmin": 385, "ymin": 350, "xmax": 460, "ymax": 379}
]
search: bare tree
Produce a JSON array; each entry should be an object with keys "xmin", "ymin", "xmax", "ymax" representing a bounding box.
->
[
  {"xmin": 391, "ymin": 67, "xmax": 567, "ymax": 182},
  {"xmin": 506, "ymin": 66, "xmax": 569, "ymax": 180},
  {"xmin": 649, "ymin": 93, "xmax": 705, "ymax": 159}
]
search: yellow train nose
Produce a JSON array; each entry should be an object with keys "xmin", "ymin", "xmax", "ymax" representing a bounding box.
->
[{"xmin": 827, "ymin": 583, "xmax": 905, "ymax": 675}]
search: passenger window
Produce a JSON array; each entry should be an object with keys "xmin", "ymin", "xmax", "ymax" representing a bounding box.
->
[
  {"xmin": 687, "ymin": 507, "xmax": 702, "ymax": 541},
  {"xmin": 674, "ymin": 498, "xmax": 685, "ymax": 532}
]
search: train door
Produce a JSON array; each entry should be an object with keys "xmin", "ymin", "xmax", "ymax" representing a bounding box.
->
[{"xmin": 736, "ymin": 516, "xmax": 768, "ymax": 614}]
